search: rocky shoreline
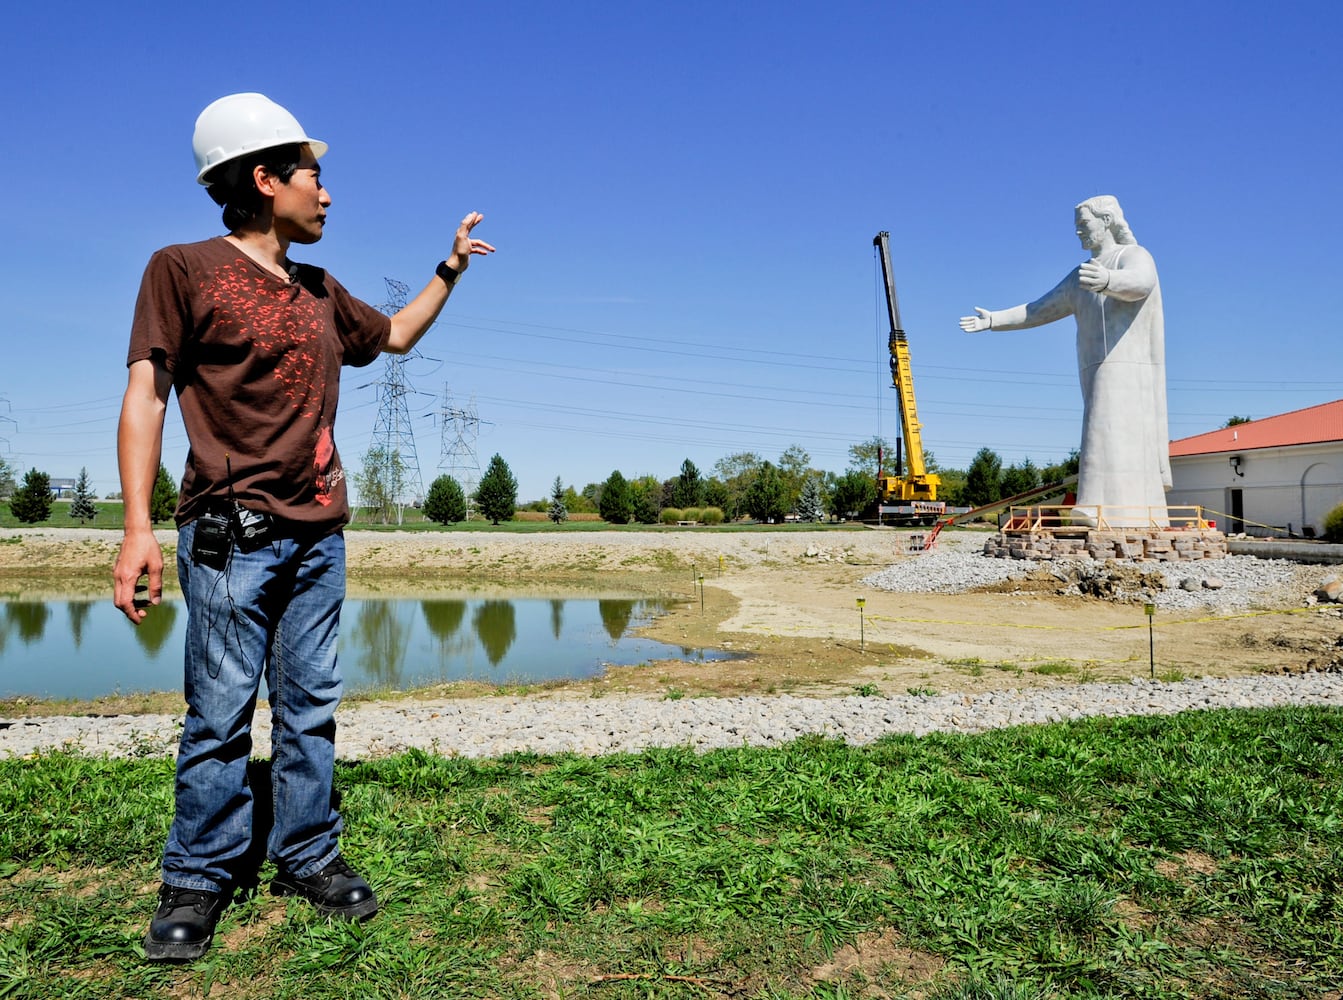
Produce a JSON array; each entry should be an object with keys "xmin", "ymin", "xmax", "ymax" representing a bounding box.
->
[{"xmin": 5, "ymin": 671, "xmax": 1340, "ymax": 761}]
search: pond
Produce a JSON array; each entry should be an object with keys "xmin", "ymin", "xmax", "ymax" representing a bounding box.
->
[{"xmin": 0, "ymin": 596, "xmax": 729, "ymax": 701}]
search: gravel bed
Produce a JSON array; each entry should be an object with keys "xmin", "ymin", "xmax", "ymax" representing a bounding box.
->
[
  {"xmin": 4, "ymin": 673, "xmax": 1340, "ymax": 760},
  {"xmin": 862, "ymin": 537, "xmax": 1303, "ymax": 613}
]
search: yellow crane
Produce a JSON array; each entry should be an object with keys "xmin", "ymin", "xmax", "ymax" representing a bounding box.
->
[{"xmin": 873, "ymin": 231, "xmax": 944, "ymax": 525}]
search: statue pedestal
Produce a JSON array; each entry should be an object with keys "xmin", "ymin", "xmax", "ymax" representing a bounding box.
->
[{"xmin": 983, "ymin": 527, "xmax": 1228, "ymax": 562}]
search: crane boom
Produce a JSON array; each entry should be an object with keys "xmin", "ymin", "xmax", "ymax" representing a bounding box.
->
[{"xmin": 873, "ymin": 231, "xmax": 942, "ymax": 522}]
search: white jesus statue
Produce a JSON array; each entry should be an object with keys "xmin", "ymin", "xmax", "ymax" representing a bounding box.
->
[{"xmin": 959, "ymin": 195, "xmax": 1170, "ymax": 526}]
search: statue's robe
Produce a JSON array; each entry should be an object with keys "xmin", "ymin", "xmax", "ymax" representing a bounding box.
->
[{"xmin": 990, "ymin": 243, "xmax": 1169, "ymax": 526}]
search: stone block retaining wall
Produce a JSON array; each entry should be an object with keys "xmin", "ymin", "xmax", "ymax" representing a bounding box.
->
[{"xmin": 983, "ymin": 529, "xmax": 1229, "ymax": 561}]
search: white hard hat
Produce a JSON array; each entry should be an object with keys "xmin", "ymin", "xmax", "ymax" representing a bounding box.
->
[{"xmin": 191, "ymin": 93, "xmax": 327, "ymax": 185}]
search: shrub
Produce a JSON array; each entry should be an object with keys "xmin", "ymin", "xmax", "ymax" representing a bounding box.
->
[
  {"xmin": 700, "ymin": 506, "xmax": 724, "ymax": 525},
  {"xmin": 660, "ymin": 507, "xmax": 684, "ymax": 525},
  {"xmin": 682, "ymin": 507, "xmax": 702, "ymax": 523},
  {"xmin": 424, "ymin": 475, "xmax": 467, "ymax": 524},
  {"xmin": 1324, "ymin": 503, "xmax": 1343, "ymax": 542},
  {"xmin": 9, "ymin": 468, "xmax": 53, "ymax": 524}
]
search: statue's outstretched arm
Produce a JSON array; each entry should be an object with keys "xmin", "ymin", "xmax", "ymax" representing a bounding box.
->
[{"xmin": 960, "ymin": 270, "xmax": 1075, "ymax": 333}]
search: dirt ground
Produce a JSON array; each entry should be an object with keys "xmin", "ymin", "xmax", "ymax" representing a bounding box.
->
[{"xmin": 2, "ymin": 525, "xmax": 1341, "ymax": 714}]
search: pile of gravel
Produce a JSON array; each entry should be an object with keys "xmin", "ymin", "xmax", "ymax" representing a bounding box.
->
[
  {"xmin": 4, "ymin": 673, "xmax": 1341, "ymax": 760},
  {"xmin": 862, "ymin": 537, "xmax": 1300, "ymax": 613}
]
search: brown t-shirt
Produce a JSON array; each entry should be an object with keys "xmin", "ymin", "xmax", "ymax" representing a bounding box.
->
[{"xmin": 127, "ymin": 237, "xmax": 391, "ymax": 531}]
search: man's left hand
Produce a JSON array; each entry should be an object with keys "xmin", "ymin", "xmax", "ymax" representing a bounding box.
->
[{"xmin": 445, "ymin": 212, "xmax": 495, "ymax": 273}]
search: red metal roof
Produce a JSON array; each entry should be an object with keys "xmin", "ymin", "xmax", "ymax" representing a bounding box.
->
[{"xmin": 1170, "ymin": 399, "xmax": 1343, "ymax": 456}]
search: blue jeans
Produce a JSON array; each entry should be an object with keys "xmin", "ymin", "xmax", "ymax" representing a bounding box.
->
[{"xmin": 163, "ymin": 520, "xmax": 347, "ymax": 893}]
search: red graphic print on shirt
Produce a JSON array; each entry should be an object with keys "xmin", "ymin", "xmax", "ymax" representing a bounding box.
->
[
  {"xmin": 314, "ymin": 424, "xmax": 340, "ymax": 507},
  {"xmin": 199, "ymin": 262, "xmax": 327, "ymax": 420}
]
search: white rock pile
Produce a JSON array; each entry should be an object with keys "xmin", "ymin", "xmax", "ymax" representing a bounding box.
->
[
  {"xmin": 3, "ymin": 673, "xmax": 1340, "ymax": 760},
  {"xmin": 861, "ymin": 536, "xmax": 1301, "ymax": 613}
]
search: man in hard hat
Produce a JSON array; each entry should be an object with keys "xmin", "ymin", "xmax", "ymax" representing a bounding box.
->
[{"xmin": 113, "ymin": 93, "xmax": 493, "ymax": 961}]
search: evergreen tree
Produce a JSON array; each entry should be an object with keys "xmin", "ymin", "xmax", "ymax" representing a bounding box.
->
[
  {"xmin": 963, "ymin": 448, "xmax": 1004, "ymax": 508},
  {"xmin": 672, "ymin": 458, "xmax": 703, "ymax": 508},
  {"xmin": 9, "ymin": 468, "xmax": 53, "ymax": 524},
  {"xmin": 423, "ymin": 474, "xmax": 467, "ymax": 524},
  {"xmin": 1000, "ymin": 458, "xmax": 1041, "ymax": 499},
  {"xmin": 598, "ymin": 470, "xmax": 633, "ymax": 524},
  {"xmin": 548, "ymin": 476, "xmax": 569, "ymax": 524},
  {"xmin": 69, "ymin": 467, "xmax": 98, "ymax": 524},
  {"xmin": 796, "ymin": 476, "xmax": 825, "ymax": 522},
  {"xmin": 149, "ymin": 464, "xmax": 179, "ymax": 524},
  {"xmin": 743, "ymin": 461, "xmax": 789, "ymax": 523},
  {"xmin": 476, "ymin": 453, "xmax": 518, "ymax": 524}
]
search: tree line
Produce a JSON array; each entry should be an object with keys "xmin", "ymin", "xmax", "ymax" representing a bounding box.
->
[
  {"xmin": 1, "ymin": 458, "xmax": 181, "ymax": 526},
  {"xmin": 365, "ymin": 438, "xmax": 1081, "ymax": 527},
  {"xmin": 0, "ymin": 439, "xmax": 1081, "ymax": 528}
]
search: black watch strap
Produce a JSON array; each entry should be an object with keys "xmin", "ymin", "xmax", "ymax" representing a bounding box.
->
[{"xmin": 436, "ymin": 261, "xmax": 460, "ymax": 287}]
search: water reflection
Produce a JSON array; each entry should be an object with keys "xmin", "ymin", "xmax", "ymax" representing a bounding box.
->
[
  {"xmin": 421, "ymin": 600, "xmax": 466, "ymax": 643},
  {"xmin": 10, "ymin": 603, "xmax": 51, "ymax": 644},
  {"xmin": 0, "ymin": 595, "xmax": 731, "ymax": 701},
  {"xmin": 472, "ymin": 600, "xmax": 516, "ymax": 666},
  {"xmin": 348, "ymin": 601, "xmax": 412, "ymax": 687},
  {"xmin": 598, "ymin": 599, "xmax": 635, "ymax": 642},
  {"xmin": 68, "ymin": 601, "xmax": 93, "ymax": 649},
  {"xmin": 132, "ymin": 601, "xmax": 179, "ymax": 657}
]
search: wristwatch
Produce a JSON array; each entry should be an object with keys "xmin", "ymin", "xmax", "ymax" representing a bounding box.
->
[{"xmin": 435, "ymin": 261, "xmax": 460, "ymax": 287}]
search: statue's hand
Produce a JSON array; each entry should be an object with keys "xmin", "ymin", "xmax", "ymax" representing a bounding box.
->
[
  {"xmin": 959, "ymin": 307, "xmax": 992, "ymax": 332},
  {"xmin": 1078, "ymin": 260, "xmax": 1111, "ymax": 293}
]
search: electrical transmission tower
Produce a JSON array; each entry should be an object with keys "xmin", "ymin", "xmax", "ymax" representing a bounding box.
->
[
  {"xmin": 438, "ymin": 384, "xmax": 483, "ymax": 517},
  {"xmin": 0, "ymin": 396, "xmax": 14, "ymax": 460},
  {"xmin": 368, "ymin": 278, "xmax": 425, "ymax": 522}
]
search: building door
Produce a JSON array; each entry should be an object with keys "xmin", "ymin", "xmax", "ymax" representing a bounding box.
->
[{"xmin": 1227, "ymin": 488, "xmax": 1244, "ymax": 534}]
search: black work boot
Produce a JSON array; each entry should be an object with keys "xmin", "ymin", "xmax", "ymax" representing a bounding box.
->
[
  {"xmin": 143, "ymin": 884, "xmax": 228, "ymax": 962},
  {"xmin": 271, "ymin": 855, "xmax": 378, "ymax": 919}
]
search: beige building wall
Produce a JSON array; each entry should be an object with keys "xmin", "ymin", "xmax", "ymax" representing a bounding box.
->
[{"xmin": 1168, "ymin": 442, "xmax": 1343, "ymax": 537}]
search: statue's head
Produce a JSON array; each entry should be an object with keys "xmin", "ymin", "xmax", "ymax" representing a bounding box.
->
[{"xmin": 1074, "ymin": 195, "xmax": 1137, "ymax": 247}]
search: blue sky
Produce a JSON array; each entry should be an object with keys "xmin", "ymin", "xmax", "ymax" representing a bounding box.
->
[{"xmin": 2, "ymin": 1, "xmax": 1337, "ymax": 504}]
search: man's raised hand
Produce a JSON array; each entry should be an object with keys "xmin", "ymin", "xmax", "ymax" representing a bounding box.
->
[{"xmin": 446, "ymin": 212, "xmax": 495, "ymax": 273}]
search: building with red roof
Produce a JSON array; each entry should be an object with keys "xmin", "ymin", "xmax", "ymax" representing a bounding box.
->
[{"xmin": 1167, "ymin": 399, "xmax": 1343, "ymax": 537}]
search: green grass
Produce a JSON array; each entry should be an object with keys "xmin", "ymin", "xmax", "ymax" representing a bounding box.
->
[
  {"xmin": 0, "ymin": 500, "xmax": 129, "ymax": 529},
  {"xmin": 1029, "ymin": 661, "xmax": 1076, "ymax": 677},
  {"xmin": 4, "ymin": 707, "xmax": 1342, "ymax": 997}
]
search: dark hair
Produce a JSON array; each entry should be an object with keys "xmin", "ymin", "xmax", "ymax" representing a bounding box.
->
[{"xmin": 204, "ymin": 143, "xmax": 304, "ymax": 231}]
